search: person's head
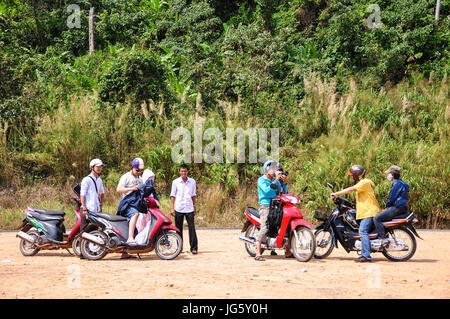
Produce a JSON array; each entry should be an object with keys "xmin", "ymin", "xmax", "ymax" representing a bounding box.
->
[
  {"xmin": 142, "ymin": 169, "xmax": 155, "ymax": 183},
  {"xmin": 262, "ymin": 160, "xmax": 279, "ymax": 178},
  {"xmin": 347, "ymin": 165, "xmax": 366, "ymax": 184},
  {"xmin": 385, "ymin": 165, "xmax": 401, "ymax": 182},
  {"xmin": 89, "ymin": 158, "xmax": 104, "ymax": 175},
  {"xmin": 131, "ymin": 158, "xmax": 144, "ymax": 176},
  {"xmin": 179, "ymin": 164, "xmax": 189, "ymax": 179}
]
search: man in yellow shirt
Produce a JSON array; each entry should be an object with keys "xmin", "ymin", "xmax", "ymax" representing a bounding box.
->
[{"xmin": 331, "ymin": 165, "xmax": 381, "ymax": 262}]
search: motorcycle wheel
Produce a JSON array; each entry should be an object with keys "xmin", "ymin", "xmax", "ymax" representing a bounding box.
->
[
  {"xmin": 71, "ymin": 236, "xmax": 82, "ymax": 257},
  {"xmin": 80, "ymin": 230, "xmax": 108, "ymax": 260},
  {"xmin": 244, "ymin": 224, "xmax": 264, "ymax": 257},
  {"xmin": 19, "ymin": 230, "xmax": 41, "ymax": 256},
  {"xmin": 155, "ymin": 231, "xmax": 183, "ymax": 260},
  {"xmin": 314, "ymin": 229, "xmax": 334, "ymax": 259},
  {"xmin": 290, "ymin": 226, "xmax": 316, "ymax": 262},
  {"xmin": 382, "ymin": 227, "xmax": 416, "ymax": 262}
]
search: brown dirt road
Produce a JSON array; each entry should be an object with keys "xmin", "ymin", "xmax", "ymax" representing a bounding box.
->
[{"xmin": 0, "ymin": 229, "xmax": 449, "ymax": 299}]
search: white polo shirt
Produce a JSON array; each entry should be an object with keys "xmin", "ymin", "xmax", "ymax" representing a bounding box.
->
[
  {"xmin": 170, "ymin": 177, "xmax": 197, "ymax": 213},
  {"xmin": 80, "ymin": 173, "xmax": 104, "ymax": 213}
]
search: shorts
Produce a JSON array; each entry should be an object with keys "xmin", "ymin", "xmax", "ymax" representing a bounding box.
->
[
  {"xmin": 257, "ymin": 205, "xmax": 270, "ymax": 242},
  {"xmin": 123, "ymin": 206, "xmax": 139, "ymax": 221}
]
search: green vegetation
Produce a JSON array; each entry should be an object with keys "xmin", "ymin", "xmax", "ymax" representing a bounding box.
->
[{"xmin": 0, "ymin": 0, "xmax": 448, "ymax": 229}]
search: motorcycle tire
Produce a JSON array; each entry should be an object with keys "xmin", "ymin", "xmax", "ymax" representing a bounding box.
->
[
  {"xmin": 382, "ymin": 227, "xmax": 417, "ymax": 262},
  {"xmin": 290, "ymin": 226, "xmax": 316, "ymax": 262},
  {"xmin": 80, "ymin": 230, "xmax": 108, "ymax": 260},
  {"xmin": 314, "ymin": 229, "xmax": 334, "ymax": 259},
  {"xmin": 155, "ymin": 231, "xmax": 183, "ymax": 260},
  {"xmin": 244, "ymin": 224, "xmax": 264, "ymax": 257},
  {"xmin": 19, "ymin": 229, "xmax": 41, "ymax": 256}
]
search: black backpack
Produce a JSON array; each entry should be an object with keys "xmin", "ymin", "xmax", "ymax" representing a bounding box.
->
[{"xmin": 267, "ymin": 199, "xmax": 284, "ymax": 238}]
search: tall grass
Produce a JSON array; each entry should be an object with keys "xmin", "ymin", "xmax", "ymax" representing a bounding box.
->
[{"xmin": 0, "ymin": 73, "xmax": 448, "ymax": 229}]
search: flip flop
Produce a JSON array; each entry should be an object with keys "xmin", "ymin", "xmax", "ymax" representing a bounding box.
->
[{"xmin": 254, "ymin": 255, "xmax": 265, "ymax": 261}]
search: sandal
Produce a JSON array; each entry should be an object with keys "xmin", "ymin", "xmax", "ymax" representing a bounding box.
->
[
  {"xmin": 285, "ymin": 253, "xmax": 295, "ymax": 258},
  {"xmin": 254, "ymin": 255, "xmax": 265, "ymax": 261}
]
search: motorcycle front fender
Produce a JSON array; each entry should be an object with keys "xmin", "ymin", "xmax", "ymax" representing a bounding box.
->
[
  {"xmin": 290, "ymin": 218, "xmax": 312, "ymax": 230},
  {"xmin": 162, "ymin": 224, "xmax": 180, "ymax": 233}
]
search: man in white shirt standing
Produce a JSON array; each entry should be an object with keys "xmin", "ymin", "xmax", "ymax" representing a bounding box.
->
[
  {"xmin": 80, "ymin": 158, "xmax": 105, "ymax": 259},
  {"xmin": 170, "ymin": 164, "xmax": 198, "ymax": 254}
]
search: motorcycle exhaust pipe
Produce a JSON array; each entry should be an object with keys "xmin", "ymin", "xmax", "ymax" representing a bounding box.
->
[
  {"xmin": 239, "ymin": 235, "xmax": 256, "ymax": 244},
  {"xmin": 17, "ymin": 231, "xmax": 36, "ymax": 244},
  {"xmin": 81, "ymin": 232, "xmax": 105, "ymax": 246}
]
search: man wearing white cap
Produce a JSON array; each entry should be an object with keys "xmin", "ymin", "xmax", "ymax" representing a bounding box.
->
[{"xmin": 80, "ymin": 158, "xmax": 105, "ymax": 259}]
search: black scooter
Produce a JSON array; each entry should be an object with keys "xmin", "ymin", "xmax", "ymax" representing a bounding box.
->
[{"xmin": 313, "ymin": 183, "xmax": 422, "ymax": 262}]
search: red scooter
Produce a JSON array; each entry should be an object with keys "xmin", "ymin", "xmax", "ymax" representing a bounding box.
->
[
  {"xmin": 79, "ymin": 186, "xmax": 183, "ymax": 260},
  {"xmin": 17, "ymin": 185, "xmax": 83, "ymax": 257},
  {"xmin": 239, "ymin": 187, "xmax": 316, "ymax": 262}
]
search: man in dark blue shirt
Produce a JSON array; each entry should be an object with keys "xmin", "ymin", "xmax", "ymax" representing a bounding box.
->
[{"xmin": 374, "ymin": 165, "xmax": 410, "ymax": 245}]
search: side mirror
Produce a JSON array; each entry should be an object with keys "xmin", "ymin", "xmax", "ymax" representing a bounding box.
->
[{"xmin": 326, "ymin": 182, "xmax": 334, "ymax": 189}]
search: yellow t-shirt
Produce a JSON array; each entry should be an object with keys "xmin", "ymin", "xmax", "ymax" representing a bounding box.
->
[{"xmin": 354, "ymin": 178, "xmax": 381, "ymax": 220}]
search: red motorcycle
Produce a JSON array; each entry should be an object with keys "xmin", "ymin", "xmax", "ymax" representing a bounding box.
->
[
  {"xmin": 79, "ymin": 186, "xmax": 183, "ymax": 260},
  {"xmin": 239, "ymin": 187, "xmax": 316, "ymax": 262},
  {"xmin": 17, "ymin": 184, "xmax": 83, "ymax": 257}
]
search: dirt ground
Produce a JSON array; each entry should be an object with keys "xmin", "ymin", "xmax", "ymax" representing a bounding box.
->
[{"xmin": 0, "ymin": 228, "xmax": 449, "ymax": 299}]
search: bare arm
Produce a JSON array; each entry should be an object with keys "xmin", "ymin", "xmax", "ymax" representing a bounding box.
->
[
  {"xmin": 170, "ymin": 196, "xmax": 176, "ymax": 216},
  {"xmin": 331, "ymin": 186, "xmax": 356, "ymax": 199},
  {"xmin": 116, "ymin": 186, "xmax": 139, "ymax": 194},
  {"xmin": 80, "ymin": 195, "xmax": 87, "ymax": 215},
  {"xmin": 192, "ymin": 196, "xmax": 196, "ymax": 216}
]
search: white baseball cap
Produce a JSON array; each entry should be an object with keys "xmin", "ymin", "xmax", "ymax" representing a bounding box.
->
[{"xmin": 89, "ymin": 158, "xmax": 104, "ymax": 169}]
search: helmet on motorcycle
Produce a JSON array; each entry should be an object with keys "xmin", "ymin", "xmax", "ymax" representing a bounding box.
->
[
  {"xmin": 131, "ymin": 157, "xmax": 144, "ymax": 170},
  {"xmin": 347, "ymin": 165, "xmax": 366, "ymax": 178}
]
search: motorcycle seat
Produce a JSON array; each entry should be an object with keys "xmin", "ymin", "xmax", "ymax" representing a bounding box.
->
[
  {"xmin": 89, "ymin": 211, "xmax": 128, "ymax": 222},
  {"xmin": 390, "ymin": 212, "xmax": 413, "ymax": 220},
  {"xmin": 246, "ymin": 206, "xmax": 260, "ymax": 219},
  {"xmin": 29, "ymin": 211, "xmax": 64, "ymax": 222},
  {"xmin": 29, "ymin": 208, "xmax": 65, "ymax": 216}
]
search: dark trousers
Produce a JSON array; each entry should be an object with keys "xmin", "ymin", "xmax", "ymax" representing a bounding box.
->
[
  {"xmin": 175, "ymin": 211, "xmax": 198, "ymax": 252},
  {"xmin": 374, "ymin": 206, "xmax": 407, "ymax": 239}
]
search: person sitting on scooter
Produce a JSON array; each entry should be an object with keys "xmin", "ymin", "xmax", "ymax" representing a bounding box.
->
[
  {"xmin": 330, "ymin": 165, "xmax": 381, "ymax": 262},
  {"xmin": 254, "ymin": 160, "xmax": 290, "ymax": 261},
  {"xmin": 374, "ymin": 165, "xmax": 410, "ymax": 247},
  {"xmin": 116, "ymin": 158, "xmax": 145, "ymax": 258}
]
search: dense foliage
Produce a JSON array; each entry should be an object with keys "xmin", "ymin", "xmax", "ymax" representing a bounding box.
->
[{"xmin": 0, "ymin": 0, "xmax": 448, "ymax": 228}]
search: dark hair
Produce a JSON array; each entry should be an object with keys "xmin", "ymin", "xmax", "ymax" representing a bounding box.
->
[
  {"xmin": 179, "ymin": 164, "xmax": 189, "ymax": 171},
  {"xmin": 392, "ymin": 172, "xmax": 400, "ymax": 180}
]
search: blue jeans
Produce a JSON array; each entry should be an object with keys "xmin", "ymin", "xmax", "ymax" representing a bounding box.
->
[
  {"xmin": 123, "ymin": 206, "xmax": 139, "ymax": 221},
  {"xmin": 373, "ymin": 206, "xmax": 407, "ymax": 239},
  {"xmin": 359, "ymin": 217, "xmax": 374, "ymax": 260}
]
